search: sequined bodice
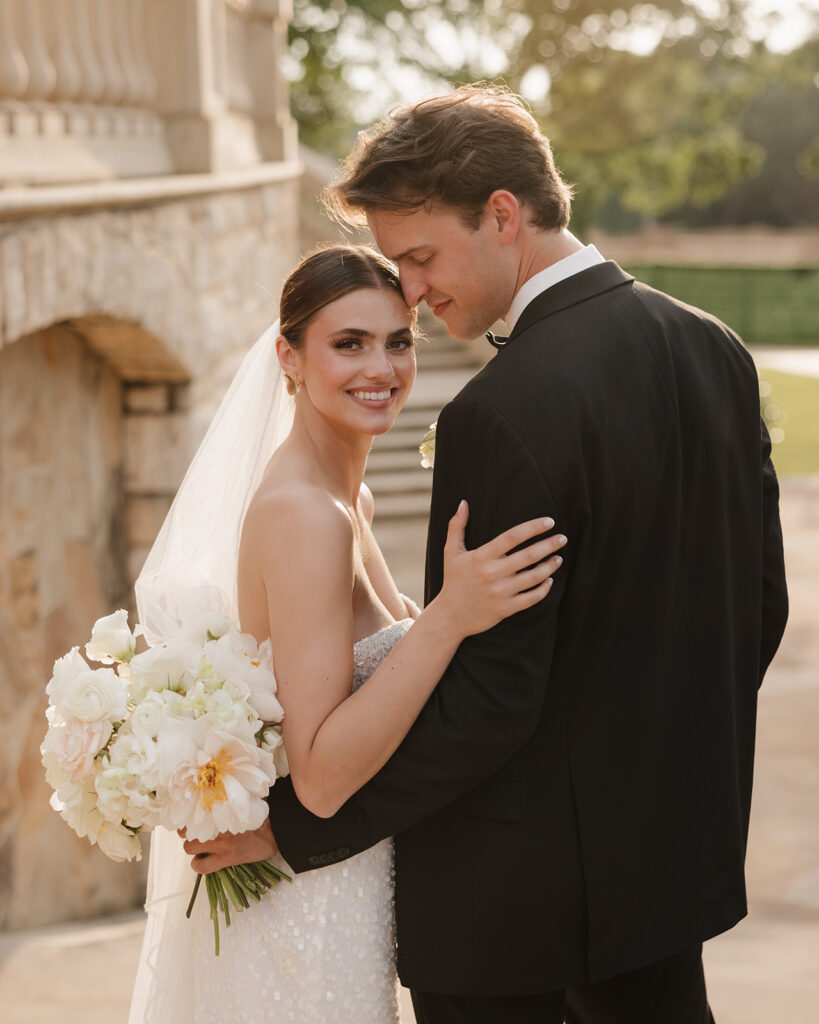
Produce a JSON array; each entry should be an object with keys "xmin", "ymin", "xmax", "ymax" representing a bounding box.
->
[
  {"xmin": 191, "ymin": 619, "xmax": 413, "ymax": 1024},
  {"xmin": 353, "ymin": 618, "xmax": 413, "ymax": 691}
]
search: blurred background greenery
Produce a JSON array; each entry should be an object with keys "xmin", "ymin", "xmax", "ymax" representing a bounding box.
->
[
  {"xmin": 286, "ymin": 0, "xmax": 819, "ymax": 479},
  {"xmin": 285, "ymin": 0, "xmax": 818, "ymax": 234}
]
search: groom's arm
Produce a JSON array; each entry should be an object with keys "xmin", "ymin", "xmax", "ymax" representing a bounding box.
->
[{"xmin": 268, "ymin": 395, "xmax": 567, "ymax": 871}]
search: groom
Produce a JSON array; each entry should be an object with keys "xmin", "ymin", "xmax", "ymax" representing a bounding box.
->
[{"xmin": 190, "ymin": 86, "xmax": 788, "ymax": 1022}]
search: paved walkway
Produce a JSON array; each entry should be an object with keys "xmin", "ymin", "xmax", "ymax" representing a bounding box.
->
[{"xmin": 2, "ymin": 350, "xmax": 817, "ymax": 1023}]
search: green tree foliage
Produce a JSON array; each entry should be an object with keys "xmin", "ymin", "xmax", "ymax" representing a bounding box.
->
[{"xmin": 287, "ymin": 0, "xmax": 818, "ymax": 228}]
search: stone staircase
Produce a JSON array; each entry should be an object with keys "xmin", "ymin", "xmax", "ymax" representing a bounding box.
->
[{"xmin": 365, "ymin": 402, "xmax": 439, "ymax": 519}]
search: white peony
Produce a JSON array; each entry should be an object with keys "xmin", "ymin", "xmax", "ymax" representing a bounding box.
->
[
  {"xmin": 86, "ymin": 609, "xmax": 137, "ymax": 664},
  {"xmin": 207, "ymin": 633, "xmax": 284, "ymax": 723},
  {"xmin": 96, "ymin": 821, "xmax": 142, "ymax": 862},
  {"xmin": 41, "ymin": 717, "xmax": 112, "ymax": 783},
  {"xmin": 47, "ymin": 648, "xmax": 128, "ymax": 724},
  {"xmin": 157, "ymin": 717, "xmax": 277, "ymax": 842}
]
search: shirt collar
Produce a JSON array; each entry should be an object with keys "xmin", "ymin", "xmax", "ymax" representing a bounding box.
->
[{"xmin": 505, "ymin": 244, "xmax": 605, "ymax": 332}]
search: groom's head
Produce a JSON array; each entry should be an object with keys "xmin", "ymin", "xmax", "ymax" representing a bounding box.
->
[{"xmin": 325, "ymin": 84, "xmax": 573, "ymax": 340}]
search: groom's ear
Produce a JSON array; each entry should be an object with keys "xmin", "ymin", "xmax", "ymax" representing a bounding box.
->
[{"xmin": 485, "ymin": 190, "xmax": 521, "ymax": 246}]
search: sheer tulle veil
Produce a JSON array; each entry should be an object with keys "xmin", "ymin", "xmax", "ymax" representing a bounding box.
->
[{"xmin": 129, "ymin": 320, "xmax": 294, "ymax": 1022}]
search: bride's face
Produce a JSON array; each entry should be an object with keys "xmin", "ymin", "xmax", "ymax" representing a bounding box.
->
[{"xmin": 288, "ymin": 287, "xmax": 416, "ymax": 438}]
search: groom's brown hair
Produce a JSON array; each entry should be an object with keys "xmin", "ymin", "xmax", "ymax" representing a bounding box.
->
[{"xmin": 326, "ymin": 84, "xmax": 573, "ymax": 231}]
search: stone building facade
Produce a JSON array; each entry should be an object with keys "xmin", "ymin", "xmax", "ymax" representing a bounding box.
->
[{"xmin": 0, "ymin": 0, "xmax": 300, "ymax": 930}]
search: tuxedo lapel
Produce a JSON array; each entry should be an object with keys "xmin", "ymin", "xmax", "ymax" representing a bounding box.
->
[{"xmin": 509, "ymin": 261, "xmax": 634, "ymax": 341}]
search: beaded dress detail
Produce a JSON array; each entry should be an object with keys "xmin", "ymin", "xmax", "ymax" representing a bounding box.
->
[{"xmin": 192, "ymin": 619, "xmax": 413, "ymax": 1024}]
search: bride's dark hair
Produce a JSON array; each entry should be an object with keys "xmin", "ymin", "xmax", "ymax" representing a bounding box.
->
[{"xmin": 279, "ymin": 244, "xmax": 415, "ymax": 395}]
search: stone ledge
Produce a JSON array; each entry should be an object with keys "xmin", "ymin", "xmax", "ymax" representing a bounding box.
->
[{"xmin": 0, "ymin": 161, "xmax": 302, "ymax": 220}]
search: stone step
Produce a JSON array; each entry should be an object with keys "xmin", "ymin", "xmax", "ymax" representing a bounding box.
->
[
  {"xmin": 370, "ymin": 491, "xmax": 432, "ymax": 520},
  {"xmin": 367, "ymin": 448, "xmax": 427, "ymax": 473},
  {"xmin": 365, "ymin": 469, "xmax": 433, "ymax": 495}
]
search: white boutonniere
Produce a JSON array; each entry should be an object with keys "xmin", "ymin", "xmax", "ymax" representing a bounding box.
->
[{"xmin": 419, "ymin": 422, "xmax": 436, "ymax": 468}]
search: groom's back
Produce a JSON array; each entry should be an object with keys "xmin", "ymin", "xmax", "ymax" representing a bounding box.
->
[{"xmin": 445, "ymin": 266, "xmax": 787, "ymax": 983}]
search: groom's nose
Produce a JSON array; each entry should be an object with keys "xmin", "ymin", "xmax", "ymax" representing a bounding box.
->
[{"xmin": 400, "ymin": 269, "xmax": 428, "ymax": 309}]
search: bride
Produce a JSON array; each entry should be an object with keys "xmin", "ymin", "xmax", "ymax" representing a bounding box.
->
[{"xmin": 129, "ymin": 244, "xmax": 565, "ymax": 1023}]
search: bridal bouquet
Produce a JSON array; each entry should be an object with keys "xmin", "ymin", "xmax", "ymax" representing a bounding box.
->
[{"xmin": 41, "ymin": 609, "xmax": 291, "ymax": 953}]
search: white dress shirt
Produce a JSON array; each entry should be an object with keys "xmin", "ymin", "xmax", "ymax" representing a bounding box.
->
[{"xmin": 505, "ymin": 244, "xmax": 605, "ymax": 332}]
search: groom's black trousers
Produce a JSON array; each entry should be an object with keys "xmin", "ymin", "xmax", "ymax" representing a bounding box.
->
[{"xmin": 410, "ymin": 946, "xmax": 715, "ymax": 1024}]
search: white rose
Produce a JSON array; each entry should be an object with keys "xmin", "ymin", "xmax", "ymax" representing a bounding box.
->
[
  {"xmin": 129, "ymin": 643, "xmax": 194, "ymax": 694},
  {"xmin": 41, "ymin": 717, "xmax": 112, "ymax": 782},
  {"xmin": 157, "ymin": 718, "xmax": 276, "ymax": 842},
  {"xmin": 86, "ymin": 609, "xmax": 138, "ymax": 664},
  {"xmin": 96, "ymin": 821, "xmax": 142, "ymax": 862}
]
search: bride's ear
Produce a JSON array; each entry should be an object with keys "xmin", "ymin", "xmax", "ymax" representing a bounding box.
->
[{"xmin": 276, "ymin": 334, "xmax": 300, "ymax": 380}]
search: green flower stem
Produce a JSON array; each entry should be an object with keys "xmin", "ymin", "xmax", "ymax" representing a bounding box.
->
[
  {"xmin": 187, "ymin": 859, "xmax": 291, "ymax": 956},
  {"xmin": 185, "ymin": 871, "xmax": 203, "ymax": 919},
  {"xmin": 205, "ymin": 874, "xmax": 220, "ymax": 956}
]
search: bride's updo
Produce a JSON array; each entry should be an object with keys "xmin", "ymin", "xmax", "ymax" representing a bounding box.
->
[{"xmin": 279, "ymin": 244, "xmax": 415, "ymax": 395}]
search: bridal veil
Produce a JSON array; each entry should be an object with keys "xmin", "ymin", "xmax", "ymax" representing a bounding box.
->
[{"xmin": 129, "ymin": 321, "xmax": 293, "ymax": 1022}]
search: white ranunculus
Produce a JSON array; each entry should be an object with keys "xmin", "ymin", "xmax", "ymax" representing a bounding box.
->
[
  {"xmin": 48, "ymin": 647, "xmax": 128, "ymax": 724},
  {"xmin": 40, "ymin": 717, "xmax": 112, "ymax": 782},
  {"xmin": 96, "ymin": 821, "xmax": 142, "ymax": 862},
  {"xmin": 86, "ymin": 609, "xmax": 137, "ymax": 664},
  {"xmin": 64, "ymin": 667, "xmax": 127, "ymax": 724},
  {"xmin": 128, "ymin": 643, "xmax": 194, "ymax": 694},
  {"xmin": 157, "ymin": 717, "xmax": 277, "ymax": 842},
  {"xmin": 128, "ymin": 690, "xmax": 171, "ymax": 741}
]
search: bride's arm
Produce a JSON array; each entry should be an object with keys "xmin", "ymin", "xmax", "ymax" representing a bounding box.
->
[{"xmin": 245, "ymin": 488, "xmax": 563, "ymax": 820}]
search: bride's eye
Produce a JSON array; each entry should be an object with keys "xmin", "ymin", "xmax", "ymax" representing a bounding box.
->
[
  {"xmin": 387, "ymin": 337, "xmax": 414, "ymax": 351},
  {"xmin": 333, "ymin": 338, "xmax": 361, "ymax": 350}
]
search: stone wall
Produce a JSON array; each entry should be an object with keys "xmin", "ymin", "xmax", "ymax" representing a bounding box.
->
[{"xmin": 0, "ymin": 170, "xmax": 299, "ymax": 929}]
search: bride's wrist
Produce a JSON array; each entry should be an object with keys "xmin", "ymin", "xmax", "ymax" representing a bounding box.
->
[{"xmin": 423, "ymin": 592, "xmax": 468, "ymax": 646}]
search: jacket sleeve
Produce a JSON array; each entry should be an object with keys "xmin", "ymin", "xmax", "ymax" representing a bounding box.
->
[
  {"xmin": 759, "ymin": 415, "xmax": 788, "ymax": 682},
  {"xmin": 268, "ymin": 396, "xmax": 566, "ymax": 871}
]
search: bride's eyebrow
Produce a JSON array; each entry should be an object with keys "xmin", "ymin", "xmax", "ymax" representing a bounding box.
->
[{"xmin": 328, "ymin": 327, "xmax": 372, "ymax": 338}]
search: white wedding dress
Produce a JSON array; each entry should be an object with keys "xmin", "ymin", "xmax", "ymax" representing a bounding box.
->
[{"xmin": 158, "ymin": 619, "xmax": 411, "ymax": 1024}]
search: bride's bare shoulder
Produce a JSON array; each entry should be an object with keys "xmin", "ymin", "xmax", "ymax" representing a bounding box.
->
[{"xmin": 242, "ymin": 478, "xmax": 354, "ymax": 560}]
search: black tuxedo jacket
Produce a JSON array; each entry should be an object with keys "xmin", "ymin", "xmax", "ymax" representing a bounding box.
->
[{"xmin": 267, "ymin": 262, "xmax": 788, "ymax": 994}]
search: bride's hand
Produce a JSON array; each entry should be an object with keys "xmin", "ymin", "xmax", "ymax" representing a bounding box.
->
[
  {"xmin": 180, "ymin": 819, "xmax": 279, "ymax": 874},
  {"xmin": 435, "ymin": 500, "xmax": 566, "ymax": 638}
]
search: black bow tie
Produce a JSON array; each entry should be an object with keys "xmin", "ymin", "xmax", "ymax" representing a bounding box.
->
[{"xmin": 485, "ymin": 331, "xmax": 510, "ymax": 349}]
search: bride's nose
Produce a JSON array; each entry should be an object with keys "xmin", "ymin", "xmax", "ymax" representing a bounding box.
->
[{"xmin": 363, "ymin": 345, "xmax": 393, "ymax": 380}]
